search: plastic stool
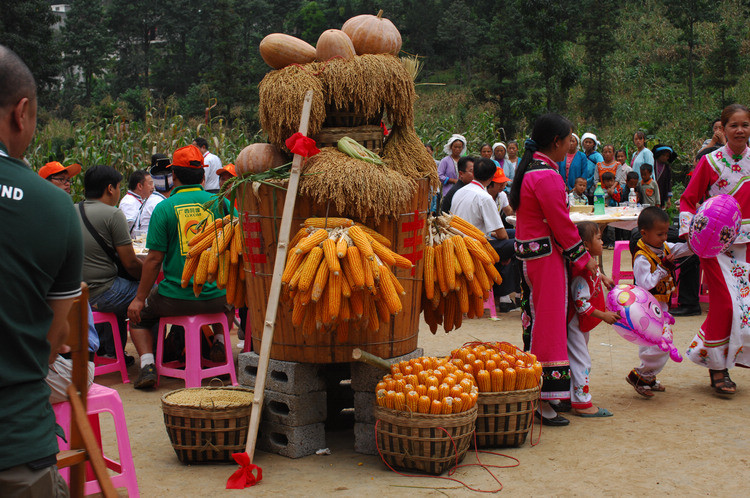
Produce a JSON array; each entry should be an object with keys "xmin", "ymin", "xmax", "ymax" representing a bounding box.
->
[
  {"xmin": 92, "ymin": 311, "xmax": 130, "ymax": 383},
  {"xmin": 611, "ymin": 241, "xmax": 634, "ymax": 284},
  {"xmin": 156, "ymin": 313, "xmax": 237, "ymax": 388},
  {"xmin": 671, "ymin": 267, "xmax": 709, "ymax": 307},
  {"xmin": 53, "ymin": 384, "xmax": 140, "ymax": 497},
  {"xmin": 482, "ymin": 288, "xmax": 497, "ymax": 319}
]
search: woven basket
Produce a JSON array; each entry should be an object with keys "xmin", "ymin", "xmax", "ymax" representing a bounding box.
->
[
  {"xmin": 161, "ymin": 386, "xmax": 253, "ymax": 464},
  {"xmin": 374, "ymin": 404, "xmax": 477, "ymax": 475},
  {"xmin": 314, "ymin": 125, "xmax": 384, "ymax": 154},
  {"xmin": 474, "ymin": 386, "xmax": 540, "ymax": 448},
  {"xmin": 323, "ymin": 104, "xmax": 381, "ymax": 127}
]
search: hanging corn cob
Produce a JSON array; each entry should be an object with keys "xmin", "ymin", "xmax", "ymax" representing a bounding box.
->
[
  {"xmin": 447, "ymin": 342, "xmax": 543, "ymax": 392},
  {"xmin": 180, "ymin": 214, "xmax": 248, "ymax": 305},
  {"xmin": 375, "ymin": 356, "xmax": 478, "ymax": 414},
  {"xmin": 284, "ymin": 217, "xmax": 412, "ymax": 336},
  {"xmin": 421, "ymin": 213, "xmax": 502, "ymax": 334}
]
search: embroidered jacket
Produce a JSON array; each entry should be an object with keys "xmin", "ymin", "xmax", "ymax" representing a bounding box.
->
[
  {"xmin": 568, "ymin": 265, "xmax": 605, "ymax": 333},
  {"xmin": 633, "ymin": 239, "xmax": 675, "ymax": 303}
]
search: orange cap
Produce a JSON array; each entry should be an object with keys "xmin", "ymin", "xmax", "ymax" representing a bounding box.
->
[
  {"xmin": 216, "ymin": 163, "xmax": 237, "ymax": 177},
  {"xmin": 492, "ymin": 168, "xmax": 510, "ymax": 184},
  {"xmin": 169, "ymin": 145, "xmax": 205, "ymax": 169},
  {"xmin": 38, "ymin": 161, "xmax": 82, "ymax": 179}
]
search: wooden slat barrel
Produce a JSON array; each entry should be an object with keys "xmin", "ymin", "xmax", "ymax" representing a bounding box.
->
[{"xmin": 239, "ymin": 178, "xmax": 428, "ymax": 363}]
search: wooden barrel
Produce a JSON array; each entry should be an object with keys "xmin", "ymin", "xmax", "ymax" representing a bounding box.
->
[{"xmin": 239, "ymin": 178, "xmax": 428, "ymax": 363}]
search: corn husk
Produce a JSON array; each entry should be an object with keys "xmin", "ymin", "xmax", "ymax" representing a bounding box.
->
[{"xmin": 383, "ymin": 125, "xmax": 440, "ymax": 190}]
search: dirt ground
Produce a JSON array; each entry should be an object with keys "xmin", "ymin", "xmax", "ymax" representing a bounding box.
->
[{"xmin": 94, "ymin": 250, "xmax": 750, "ymax": 496}]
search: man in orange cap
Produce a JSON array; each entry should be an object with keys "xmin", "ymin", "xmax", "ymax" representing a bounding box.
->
[
  {"xmin": 127, "ymin": 145, "xmax": 233, "ymax": 388},
  {"xmin": 38, "ymin": 161, "xmax": 81, "ymax": 195},
  {"xmin": 487, "ymin": 168, "xmax": 513, "ymax": 217},
  {"xmin": 216, "ymin": 163, "xmax": 237, "ymax": 188}
]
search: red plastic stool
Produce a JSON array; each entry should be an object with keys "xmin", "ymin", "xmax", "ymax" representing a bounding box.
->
[
  {"xmin": 92, "ymin": 311, "xmax": 130, "ymax": 383},
  {"xmin": 155, "ymin": 313, "xmax": 237, "ymax": 388},
  {"xmin": 53, "ymin": 384, "xmax": 140, "ymax": 497},
  {"xmin": 611, "ymin": 241, "xmax": 634, "ymax": 284},
  {"xmin": 482, "ymin": 288, "xmax": 497, "ymax": 319}
]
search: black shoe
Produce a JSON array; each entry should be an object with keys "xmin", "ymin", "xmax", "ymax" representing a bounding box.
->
[
  {"xmin": 670, "ymin": 305, "xmax": 701, "ymax": 317},
  {"xmin": 534, "ymin": 411, "xmax": 570, "ymax": 426},
  {"xmin": 550, "ymin": 400, "xmax": 572, "ymax": 412},
  {"xmin": 124, "ymin": 353, "xmax": 135, "ymax": 368},
  {"xmin": 134, "ymin": 363, "xmax": 157, "ymax": 389}
]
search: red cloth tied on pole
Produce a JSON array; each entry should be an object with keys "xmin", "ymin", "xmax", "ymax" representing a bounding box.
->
[
  {"xmin": 285, "ymin": 132, "xmax": 320, "ymax": 157},
  {"xmin": 226, "ymin": 452, "xmax": 263, "ymax": 489}
]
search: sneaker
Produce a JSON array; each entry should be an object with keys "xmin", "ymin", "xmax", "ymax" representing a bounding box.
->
[
  {"xmin": 209, "ymin": 340, "xmax": 227, "ymax": 363},
  {"xmin": 134, "ymin": 363, "xmax": 157, "ymax": 389},
  {"xmin": 124, "ymin": 353, "xmax": 135, "ymax": 368}
]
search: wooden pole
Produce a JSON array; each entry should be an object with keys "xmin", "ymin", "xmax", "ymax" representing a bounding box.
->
[
  {"xmin": 351, "ymin": 348, "xmax": 392, "ymax": 372},
  {"xmin": 244, "ymin": 89, "xmax": 314, "ymax": 462}
]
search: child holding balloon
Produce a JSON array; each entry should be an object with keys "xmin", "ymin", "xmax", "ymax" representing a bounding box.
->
[
  {"xmin": 566, "ymin": 222, "xmax": 617, "ymax": 416},
  {"xmin": 627, "ymin": 207, "xmax": 691, "ymax": 397}
]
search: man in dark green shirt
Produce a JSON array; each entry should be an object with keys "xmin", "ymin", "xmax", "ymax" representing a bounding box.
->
[
  {"xmin": 0, "ymin": 45, "xmax": 82, "ymax": 495},
  {"xmin": 127, "ymin": 145, "xmax": 231, "ymax": 389}
]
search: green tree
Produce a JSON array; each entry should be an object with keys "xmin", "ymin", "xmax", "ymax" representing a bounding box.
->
[
  {"xmin": 62, "ymin": 0, "xmax": 113, "ymax": 101},
  {"xmin": 704, "ymin": 21, "xmax": 742, "ymax": 106},
  {"xmin": 578, "ymin": 0, "xmax": 620, "ymax": 122}
]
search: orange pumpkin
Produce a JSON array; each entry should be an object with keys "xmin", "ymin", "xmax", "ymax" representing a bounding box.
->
[
  {"xmin": 235, "ymin": 144, "xmax": 286, "ymax": 176},
  {"xmin": 341, "ymin": 10, "xmax": 402, "ymax": 56},
  {"xmin": 259, "ymin": 33, "xmax": 316, "ymax": 69},
  {"xmin": 315, "ymin": 29, "xmax": 356, "ymax": 62}
]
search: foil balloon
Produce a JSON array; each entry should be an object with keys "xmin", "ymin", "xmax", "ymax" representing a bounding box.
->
[
  {"xmin": 606, "ymin": 284, "xmax": 682, "ymax": 362},
  {"xmin": 688, "ymin": 194, "xmax": 742, "ymax": 258}
]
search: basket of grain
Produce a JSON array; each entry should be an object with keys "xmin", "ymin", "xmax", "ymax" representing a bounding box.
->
[{"xmin": 161, "ymin": 386, "xmax": 253, "ymax": 464}]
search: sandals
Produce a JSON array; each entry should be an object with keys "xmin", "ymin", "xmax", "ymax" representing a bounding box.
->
[
  {"xmin": 626, "ymin": 370, "xmax": 654, "ymax": 398},
  {"xmin": 709, "ymin": 369, "xmax": 737, "ymax": 395}
]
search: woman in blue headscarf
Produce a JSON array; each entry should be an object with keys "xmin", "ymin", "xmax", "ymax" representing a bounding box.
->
[{"xmin": 557, "ymin": 133, "xmax": 588, "ymax": 190}]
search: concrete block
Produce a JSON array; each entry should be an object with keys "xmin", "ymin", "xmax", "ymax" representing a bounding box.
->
[
  {"xmin": 353, "ymin": 422, "xmax": 377, "ymax": 455},
  {"xmin": 353, "ymin": 391, "xmax": 376, "ymax": 424},
  {"xmin": 238, "ymin": 352, "xmax": 326, "ymax": 395},
  {"xmin": 350, "ymin": 348, "xmax": 424, "ymax": 392},
  {"xmin": 262, "ymin": 389, "xmax": 327, "ymax": 426},
  {"xmin": 257, "ymin": 421, "xmax": 326, "ymax": 459}
]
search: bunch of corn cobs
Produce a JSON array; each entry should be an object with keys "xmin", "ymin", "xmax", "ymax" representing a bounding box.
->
[
  {"xmin": 422, "ymin": 214, "xmax": 502, "ymax": 333},
  {"xmin": 449, "ymin": 342, "xmax": 543, "ymax": 393}
]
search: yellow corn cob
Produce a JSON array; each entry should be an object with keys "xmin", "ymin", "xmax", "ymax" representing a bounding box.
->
[
  {"xmin": 441, "ymin": 397, "xmax": 453, "ymax": 414},
  {"xmin": 476, "ymin": 369, "xmax": 491, "ymax": 392},
  {"xmin": 289, "ymin": 227, "xmax": 308, "ymax": 250},
  {"xmin": 237, "ymin": 258, "xmax": 245, "ymax": 281},
  {"xmin": 187, "ymin": 227, "xmax": 220, "ymax": 258},
  {"xmin": 450, "ymin": 215, "xmax": 486, "ymax": 240},
  {"xmin": 424, "ymin": 245, "xmax": 435, "ymax": 300},
  {"xmin": 378, "ymin": 264, "xmax": 402, "ymax": 315},
  {"xmin": 388, "ymin": 268, "xmax": 405, "ymax": 296},
  {"xmin": 438, "ymin": 383, "xmax": 451, "ymax": 400},
  {"xmin": 367, "ymin": 296, "xmax": 379, "ymax": 332},
  {"xmin": 188, "ymin": 218, "xmax": 223, "ymax": 247},
  {"xmin": 490, "ymin": 368, "xmax": 504, "ymax": 392},
  {"xmin": 394, "ymin": 392, "xmax": 406, "ymax": 411},
  {"xmin": 207, "ymin": 243, "xmax": 220, "ymax": 282},
  {"xmin": 474, "ymin": 259, "xmax": 491, "ymax": 292},
  {"xmin": 298, "ymin": 246, "xmax": 323, "ymax": 292},
  {"xmin": 355, "ymin": 223, "xmax": 391, "ymax": 247},
  {"xmin": 473, "ymin": 295, "xmax": 484, "ymax": 318},
  {"xmin": 483, "ymin": 238, "xmax": 500, "ymax": 263},
  {"xmin": 350, "ymin": 290, "xmax": 364, "ymax": 319},
  {"xmin": 417, "ymin": 395, "xmax": 431, "ymax": 414},
  {"xmin": 346, "ymin": 246, "xmax": 365, "ymax": 288},
  {"xmin": 217, "ymin": 250, "xmax": 230, "ymax": 289},
  {"xmin": 339, "ymin": 296, "xmax": 351, "ymax": 321},
  {"xmin": 320, "ymin": 285, "xmax": 332, "ymax": 327},
  {"xmin": 217, "ymin": 223, "xmax": 234, "ymax": 253},
  {"xmin": 362, "ymin": 251, "xmax": 375, "ymax": 292},
  {"xmin": 301, "ymin": 305, "xmax": 315, "ymax": 337},
  {"xmin": 194, "ymin": 250, "xmax": 210, "ymax": 286},
  {"xmin": 504, "ymin": 368, "xmax": 517, "ymax": 392},
  {"xmin": 451, "ymin": 396, "xmax": 463, "ymax": 413},
  {"xmin": 282, "ymin": 251, "xmax": 305, "ymax": 285},
  {"xmin": 336, "ymin": 234, "xmax": 349, "ymax": 259},
  {"xmin": 434, "ymin": 244, "xmax": 449, "ymax": 296},
  {"xmin": 230, "ymin": 222, "xmax": 243, "ymax": 264},
  {"xmin": 406, "ymin": 390, "xmax": 419, "ymax": 412},
  {"xmin": 233, "ymin": 276, "xmax": 246, "ymax": 308},
  {"xmin": 300, "ymin": 285, "xmax": 313, "ymax": 306},
  {"xmin": 311, "ymin": 261, "xmax": 329, "ymax": 302},
  {"xmin": 457, "ymin": 276, "xmax": 470, "ymax": 314},
  {"xmin": 348, "ymin": 226, "xmax": 374, "ymax": 260},
  {"xmin": 322, "ymin": 238, "xmax": 340, "ymax": 276},
  {"xmin": 452, "ymin": 235, "xmax": 474, "ymax": 281},
  {"xmin": 292, "ymin": 294, "xmax": 305, "ymax": 327},
  {"xmin": 464, "ymin": 237, "xmax": 493, "ymax": 265},
  {"xmin": 288, "ymin": 257, "xmax": 306, "ymax": 291},
  {"xmin": 442, "ymin": 238, "xmax": 456, "ymax": 290},
  {"xmin": 304, "ymin": 217, "xmax": 354, "ymax": 229},
  {"xmin": 295, "ymin": 228, "xmax": 328, "ymax": 255},
  {"xmin": 328, "ymin": 273, "xmax": 342, "ymax": 320},
  {"xmin": 193, "ymin": 279, "xmax": 202, "ymax": 298},
  {"xmin": 368, "ymin": 236, "xmax": 396, "ymax": 266},
  {"xmin": 516, "ymin": 367, "xmax": 530, "ymax": 390},
  {"xmin": 374, "ymin": 294, "xmax": 390, "ymax": 324},
  {"xmin": 226, "ymin": 262, "xmax": 238, "ymax": 304},
  {"xmin": 368, "ymin": 257, "xmax": 380, "ymax": 283},
  {"xmin": 315, "ymin": 295, "xmax": 324, "ymax": 330},
  {"xmin": 444, "ymin": 292, "xmax": 456, "ymax": 332},
  {"xmin": 181, "ymin": 253, "xmax": 200, "ymax": 288},
  {"xmin": 483, "ymin": 260, "xmax": 503, "ymax": 285}
]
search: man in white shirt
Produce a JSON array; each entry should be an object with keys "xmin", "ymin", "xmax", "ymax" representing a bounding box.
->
[
  {"xmin": 138, "ymin": 154, "xmax": 172, "ymax": 233},
  {"xmin": 193, "ymin": 136, "xmax": 222, "ymax": 193},
  {"xmin": 119, "ymin": 169, "xmax": 153, "ymax": 233}
]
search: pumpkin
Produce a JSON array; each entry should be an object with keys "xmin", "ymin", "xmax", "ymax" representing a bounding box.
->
[
  {"xmin": 341, "ymin": 10, "xmax": 402, "ymax": 56},
  {"xmin": 235, "ymin": 144, "xmax": 287, "ymax": 175},
  {"xmin": 259, "ymin": 33, "xmax": 316, "ymax": 69},
  {"xmin": 315, "ymin": 29, "xmax": 356, "ymax": 62}
]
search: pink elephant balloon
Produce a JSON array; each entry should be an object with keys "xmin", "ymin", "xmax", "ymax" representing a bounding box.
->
[
  {"xmin": 606, "ymin": 284, "xmax": 682, "ymax": 362},
  {"xmin": 688, "ymin": 194, "xmax": 742, "ymax": 258}
]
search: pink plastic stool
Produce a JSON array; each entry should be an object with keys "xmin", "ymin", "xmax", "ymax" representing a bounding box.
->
[
  {"xmin": 671, "ymin": 267, "xmax": 710, "ymax": 307},
  {"xmin": 53, "ymin": 384, "xmax": 140, "ymax": 497},
  {"xmin": 482, "ymin": 288, "xmax": 497, "ymax": 319},
  {"xmin": 156, "ymin": 313, "xmax": 237, "ymax": 388},
  {"xmin": 611, "ymin": 241, "xmax": 634, "ymax": 284},
  {"xmin": 92, "ymin": 311, "xmax": 130, "ymax": 383}
]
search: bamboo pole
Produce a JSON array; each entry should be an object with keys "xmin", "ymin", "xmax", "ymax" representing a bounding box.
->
[
  {"xmin": 351, "ymin": 348, "xmax": 392, "ymax": 372},
  {"xmin": 244, "ymin": 90, "xmax": 314, "ymax": 462}
]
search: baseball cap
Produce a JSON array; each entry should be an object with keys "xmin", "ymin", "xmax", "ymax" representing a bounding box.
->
[
  {"xmin": 169, "ymin": 145, "xmax": 205, "ymax": 169},
  {"xmin": 38, "ymin": 161, "xmax": 82, "ymax": 179},
  {"xmin": 492, "ymin": 168, "xmax": 510, "ymax": 184},
  {"xmin": 216, "ymin": 163, "xmax": 237, "ymax": 177}
]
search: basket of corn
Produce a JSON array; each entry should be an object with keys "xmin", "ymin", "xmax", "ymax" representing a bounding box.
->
[
  {"xmin": 161, "ymin": 386, "xmax": 254, "ymax": 464},
  {"xmin": 373, "ymin": 356, "xmax": 478, "ymax": 475},
  {"xmin": 448, "ymin": 342, "xmax": 541, "ymax": 448}
]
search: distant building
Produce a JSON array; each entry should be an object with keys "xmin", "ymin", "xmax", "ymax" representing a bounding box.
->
[{"xmin": 51, "ymin": 4, "xmax": 70, "ymax": 31}]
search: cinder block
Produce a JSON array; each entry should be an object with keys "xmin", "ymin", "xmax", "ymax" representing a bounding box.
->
[
  {"xmin": 353, "ymin": 391, "xmax": 376, "ymax": 424},
  {"xmin": 238, "ymin": 352, "xmax": 326, "ymax": 395},
  {"xmin": 262, "ymin": 389, "xmax": 327, "ymax": 426},
  {"xmin": 257, "ymin": 421, "xmax": 325, "ymax": 459},
  {"xmin": 350, "ymin": 348, "xmax": 424, "ymax": 392},
  {"xmin": 353, "ymin": 422, "xmax": 377, "ymax": 455}
]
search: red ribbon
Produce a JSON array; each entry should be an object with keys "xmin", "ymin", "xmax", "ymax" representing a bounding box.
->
[
  {"xmin": 226, "ymin": 452, "xmax": 263, "ymax": 489},
  {"xmin": 285, "ymin": 132, "xmax": 320, "ymax": 157}
]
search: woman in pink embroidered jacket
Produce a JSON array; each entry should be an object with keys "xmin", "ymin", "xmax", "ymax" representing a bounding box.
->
[
  {"xmin": 510, "ymin": 113, "xmax": 598, "ymax": 425},
  {"xmin": 679, "ymin": 103, "xmax": 750, "ymax": 395}
]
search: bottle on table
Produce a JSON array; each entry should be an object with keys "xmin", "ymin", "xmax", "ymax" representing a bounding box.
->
[
  {"xmin": 628, "ymin": 188, "xmax": 637, "ymax": 208},
  {"xmin": 593, "ymin": 182, "xmax": 605, "ymax": 215}
]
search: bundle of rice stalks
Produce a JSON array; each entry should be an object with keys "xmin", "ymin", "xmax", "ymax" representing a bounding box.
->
[
  {"xmin": 299, "ymin": 147, "xmax": 416, "ymax": 222},
  {"xmin": 318, "ymin": 54, "xmax": 416, "ymax": 127},
  {"xmin": 383, "ymin": 125, "xmax": 440, "ymax": 190},
  {"xmin": 258, "ymin": 64, "xmax": 326, "ymax": 149}
]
